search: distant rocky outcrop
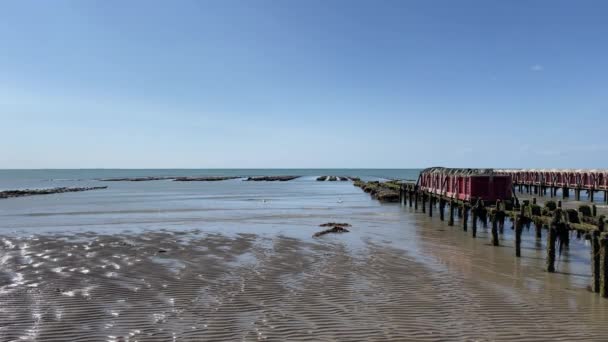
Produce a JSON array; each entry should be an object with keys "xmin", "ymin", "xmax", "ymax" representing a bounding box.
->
[
  {"xmin": 173, "ymin": 176, "xmax": 240, "ymax": 182},
  {"xmin": 0, "ymin": 186, "xmax": 108, "ymax": 199},
  {"xmin": 245, "ymin": 176, "xmax": 300, "ymax": 181}
]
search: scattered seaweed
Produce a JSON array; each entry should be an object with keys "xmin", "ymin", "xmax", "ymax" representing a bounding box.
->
[{"xmin": 313, "ymin": 226, "xmax": 350, "ymax": 237}]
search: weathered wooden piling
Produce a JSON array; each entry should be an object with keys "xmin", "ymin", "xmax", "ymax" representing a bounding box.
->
[
  {"xmin": 563, "ymin": 187, "xmax": 569, "ymax": 199},
  {"xmin": 491, "ymin": 214, "xmax": 499, "ymax": 246},
  {"xmin": 515, "ymin": 216, "xmax": 523, "ymax": 257},
  {"xmin": 439, "ymin": 198, "xmax": 445, "ymax": 221},
  {"xmin": 414, "ymin": 191, "xmax": 418, "ymax": 210},
  {"xmin": 575, "ymin": 188, "xmax": 581, "ymax": 201},
  {"xmin": 592, "ymin": 204, "xmax": 597, "ymax": 217},
  {"xmin": 592, "ymin": 230, "xmax": 601, "ymax": 293},
  {"xmin": 448, "ymin": 201, "xmax": 455, "ymax": 226},
  {"xmin": 472, "ymin": 208, "xmax": 478, "ymax": 238},
  {"xmin": 590, "ymin": 189, "xmax": 595, "ymax": 203},
  {"xmin": 408, "ymin": 190, "xmax": 413, "ymax": 207},
  {"xmin": 600, "ymin": 233, "xmax": 608, "ymax": 297},
  {"xmin": 547, "ymin": 224, "xmax": 557, "ymax": 272},
  {"xmin": 421, "ymin": 193, "xmax": 426, "ymax": 213},
  {"xmin": 535, "ymin": 222, "xmax": 542, "ymax": 239},
  {"xmin": 462, "ymin": 205, "xmax": 469, "ymax": 231},
  {"xmin": 428, "ymin": 195, "xmax": 433, "ymax": 217}
]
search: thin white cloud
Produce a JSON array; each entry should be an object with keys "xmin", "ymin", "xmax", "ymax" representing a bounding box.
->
[{"xmin": 530, "ymin": 64, "xmax": 544, "ymax": 72}]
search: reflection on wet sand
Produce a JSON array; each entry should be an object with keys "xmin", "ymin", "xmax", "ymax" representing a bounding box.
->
[{"xmin": 2, "ymin": 220, "xmax": 608, "ymax": 341}]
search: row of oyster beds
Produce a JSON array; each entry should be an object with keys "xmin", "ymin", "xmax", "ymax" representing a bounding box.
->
[{"xmin": 1, "ymin": 176, "xmax": 403, "ymax": 201}]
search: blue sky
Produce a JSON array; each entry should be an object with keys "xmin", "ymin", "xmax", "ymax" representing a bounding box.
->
[{"xmin": 1, "ymin": 0, "xmax": 607, "ymax": 168}]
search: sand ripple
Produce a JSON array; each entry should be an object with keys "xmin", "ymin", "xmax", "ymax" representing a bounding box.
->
[{"xmin": 1, "ymin": 230, "xmax": 608, "ymax": 341}]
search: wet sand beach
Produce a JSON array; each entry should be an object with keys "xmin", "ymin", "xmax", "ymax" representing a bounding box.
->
[{"xmin": 2, "ymin": 173, "xmax": 608, "ymax": 341}]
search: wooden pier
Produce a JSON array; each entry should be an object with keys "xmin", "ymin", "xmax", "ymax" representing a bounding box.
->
[
  {"xmin": 355, "ymin": 167, "xmax": 608, "ymax": 299},
  {"xmin": 396, "ymin": 182, "xmax": 608, "ymax": 298},
  {"xmin": 497, "ymin": 169, "xmax": 608, "ymax": 204}
]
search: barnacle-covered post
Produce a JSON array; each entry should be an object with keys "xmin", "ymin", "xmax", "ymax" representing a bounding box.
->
[
  {"xmin": 535, "ymin": 220, "xmax": 543, "ymax": 239},
  {"xmin": 491, "ymin": 210, "xmax": 499, "ymax": 246},
  {"xmin": 448, "ymin": 200, "xmax": 455, "ymax": 226},
  {"xmin": 421, "ymin": 192, "xmax": 426, "ymax": 213},
  {"xmin": 592, "ymin": 230, "xmax": 601, "ymax": 293},
  {"xmin": 515, "ymin": 216, "xmax": 523, "ymax": 257},
  {"xmin": 600, "ymin": 232, "xmax": 608, "ymax": 297},
  {"xmin": 462, "ymin": 204, "xmax": 469, "ymax": 231},
  {"xmin": 546, "ymin": 209, "xmax": 563, "ymax": 273},
  {"xmin": 408, "ymin": 187, "xmax": 413, "ymax": 207},
  {"xmin": 471, "ymin": 199, "xmax": 480, "ymax": 238}
]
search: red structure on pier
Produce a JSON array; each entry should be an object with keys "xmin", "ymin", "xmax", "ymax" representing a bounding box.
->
[
  {"xmin": 496, "ymin": 169, "xmax": 608, "ymax": 190},
  {"xmin": 417, "ymin": 167, "xmax": 512, "ymax": 203}
]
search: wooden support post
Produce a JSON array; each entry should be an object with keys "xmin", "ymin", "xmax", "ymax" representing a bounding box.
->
[
  {"xmin": 448, "ymin": 201, "xmax": 454, "ymax": 226},
  {"xmin": 439, "ymin": 199, "xmax": 445, "ymax": 221},
  {"xmin": 535, "ymin": 222, "xmax": 542, "ymax": 239},
  {"xmin": 557, "ymin": 200, "xmax": 562, "ymax": 208},
  {"xmin": 590, "ymin": 189, "xmax": 595, "ymax": 203},
  {"xmin": 462, "ymin": 206, "xmax": 468, "ymax": 231},
  {"xmin": 472, "ymin": 209, "xmax": 478, "ymax": 238},
  {"xmin": 575, "ymin": 188, "xmax": 581, "ymax": 201},
  {"xmin": 593, "ymin": 204, "xmax": 597, "ymax": 217},
  {"xmin": 421, "ymin": 193, "xmax": 426, "ymax": 213},
  {"xmin": 592, "ymin": 230, "xmax": 601, "ymax": 293},
  {"xmin": 550, "ymin": 187, "xmax": 554, "ymax": 198},
  {"xmin": 414, "ymin": 191, "xmax": 419, "ymax": 210},
  {"xmin": 491, "ymin": 214, "xmax": 499, "ymax": 246},
  {"xmin": 428, "ymin": 195, "xmax": 433, "ymax": 217},
  {"xmin": 515, "ymin": 216, "xmax": 523, "ymax": 257},
  {"xmin": 408, "ymin": 191, "xmax": 413, "ymax": 207},
  {"xmin": 600, "ymin": 233, "xmax": 608, "ymax": 297},
  {"xmin": 547, "ymin": 225, "xmax": 557, "ymax": 272},
  {"xmin": 563, "ymin": 187, "xmax": 569, "ymax": 199}
]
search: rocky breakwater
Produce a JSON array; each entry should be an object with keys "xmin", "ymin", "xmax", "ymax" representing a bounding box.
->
[
  {"xmin": 353, "ymin": 180, "xmax": 401, "ymax": 203},
  {"xmin": 173, "ymin": 176, "xmax": 240, "ymax": 181},
  {"xmin": 0, "ymin": 186, "xmax": 108, "ymax": 199},
  {"xmin": 245, "ymin": 176, "xmax": 300, "ymax": 181},
  {"xmin": 99, "ymin": 177, "xmax": 175, "ymax": 181},
  {"xmin": 316, "ymin": 176, "xmax": 360, "ymax": 181}
]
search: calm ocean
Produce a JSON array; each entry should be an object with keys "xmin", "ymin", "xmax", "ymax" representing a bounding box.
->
[{"xmin": 0, "ymin": 169, "xmax": 421, "ymax": 235}]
